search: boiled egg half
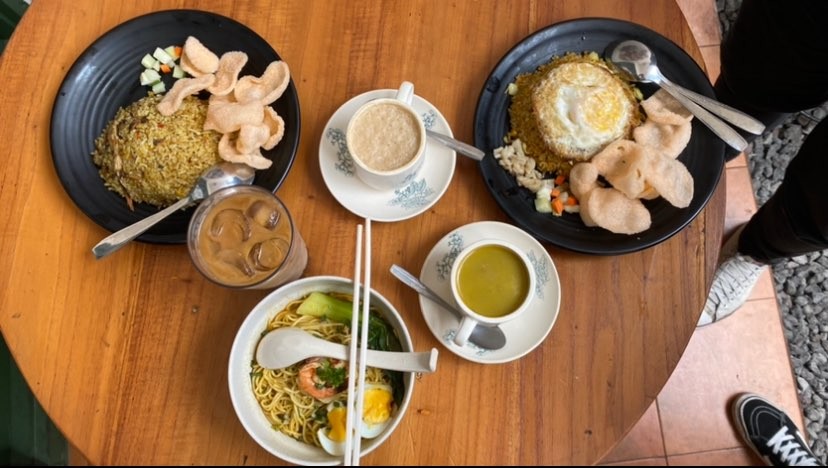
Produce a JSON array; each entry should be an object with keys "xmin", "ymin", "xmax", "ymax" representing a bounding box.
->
[{"xmin": 317, "ymin": 383, "xmax": 395, "ymax": 456}]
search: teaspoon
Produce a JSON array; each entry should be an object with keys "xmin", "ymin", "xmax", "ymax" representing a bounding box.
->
[
  {"xmin": 92, "ymin": 162, "xmax": 256, "ymax": 259},
  {"xmin": 390, "ymin": 264, "xmax": 507, "ymax": 350},
  {"xmin": 426, "ymin": 129, "xmax": 484, "ymax": 161},
  {"xmin": 605, "ymin": 39, "xmax": 765, "ymax": 151}
]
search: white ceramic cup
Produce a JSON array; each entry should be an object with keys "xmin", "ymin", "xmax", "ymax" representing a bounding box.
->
[
  {"xmin": 449, "ymin": 239, "xmax": 536, "ymax": 347},
  {"xmin": 346, "ymin": 81, "xmax": 426, "ymax": 191}
]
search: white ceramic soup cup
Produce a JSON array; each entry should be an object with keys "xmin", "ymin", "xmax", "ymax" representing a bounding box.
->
[{"xmin": 449, "ymin": 239, "xmax": 536, "ymax": 347}]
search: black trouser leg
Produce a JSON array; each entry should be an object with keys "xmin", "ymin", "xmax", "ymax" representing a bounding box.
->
[
  {"xmin": 738, "ymin": 118, "xmax": 828, "ymax": 262},
  {"xmin": 712, "ymin": 0, "xmax": 828, "ymax": 260},
  {"xmin": 714, "ymin": 0, "xmax": 828, "ymax": 161}
]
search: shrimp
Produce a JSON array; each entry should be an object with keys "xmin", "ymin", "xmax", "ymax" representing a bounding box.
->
[{"xmin": 297, "ymin": 357, "xmax": 347, "ymax": 402}]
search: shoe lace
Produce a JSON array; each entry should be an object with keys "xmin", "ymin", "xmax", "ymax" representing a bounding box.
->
[
  {"xmin": 709, "ymin": 256, "xmax": 763, "ymax": 305},
  {"xmin": 766, "ymin": 426, "xmax": 819, "ymax": 466}
]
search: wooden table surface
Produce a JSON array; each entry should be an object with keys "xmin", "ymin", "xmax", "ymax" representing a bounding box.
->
[{"xmin": 0, "ymin": 0, "xmax": 725, "ymax": 465}]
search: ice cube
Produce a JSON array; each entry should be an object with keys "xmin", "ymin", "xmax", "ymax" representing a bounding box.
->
[
  {"xmin": 216, "ymin": 249, "xmax": 255, "ymax": 277},
  {"xmin": 248, "ymin": 237, "xmax": 290, "ymax": 271},
  {"xmin": 246, "ymin": 200, "xmax": 280, "ymax": 230},
  {"xmin": 209, "ymin": 209, "xmax": 251, "ymax": 249}
]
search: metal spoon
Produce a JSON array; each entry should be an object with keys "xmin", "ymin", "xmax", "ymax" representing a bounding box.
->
[
  {"xmin": 255, "ymin": 327, "xmax": 438, "ymax": 373},
  {"xmin": 605, "ymin": 39, "xmax": 765, "ymax": 151},
  {"xmin": 426, "ymin": 129, "xmax": 484, "ymax": 161},
  {"xmin": 390, "ymin": 264, "xmax": 507, "ymax": 350},
  {"xmin": 92, "ymin": 162, "xmax": 256, "ymax": 259}
]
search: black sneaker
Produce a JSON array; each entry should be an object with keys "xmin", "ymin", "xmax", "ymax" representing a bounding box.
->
[{"xmin": 732, "ymin": 393, "xmax": 821, "ymax": 466}]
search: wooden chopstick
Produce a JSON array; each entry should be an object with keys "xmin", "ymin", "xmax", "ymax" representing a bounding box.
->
[
  {"xmin": 351, "ymin": 218, "xmax": 372, "ymax": 466},
  {"xmin": 343, "ymin": 224, "xmax": 363, "ymax": 465}
]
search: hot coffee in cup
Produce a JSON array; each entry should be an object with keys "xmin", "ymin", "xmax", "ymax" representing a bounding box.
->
[
  {"xmin": 450, "ymin": 239, "xmax": 536, "ymax": 347},
  {"xmin": 346, "ymin": 81, "xmax": 426, "ymax": 190}
]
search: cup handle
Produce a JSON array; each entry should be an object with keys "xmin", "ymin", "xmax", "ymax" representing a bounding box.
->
[
  {"xmin": 396, "ymin": 81, "xmax": 414, "ymax": 105},
  {"xmin": 453, "ymin": 316, "xmax": 479, "ymax": 347}
]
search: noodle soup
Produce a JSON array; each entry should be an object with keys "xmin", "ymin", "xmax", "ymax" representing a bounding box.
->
[
  {"xmin": 251, "ymin": 291, "xmax": 404, "ymax": 453},
  {"xmin": 228, "ymin": 276, "xmax": 415, "ymax": 466}
]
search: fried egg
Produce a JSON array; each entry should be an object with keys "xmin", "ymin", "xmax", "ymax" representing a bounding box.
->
[{"xmin": 532, "ymin": 58, "xmax": 639, "ymax": 161}]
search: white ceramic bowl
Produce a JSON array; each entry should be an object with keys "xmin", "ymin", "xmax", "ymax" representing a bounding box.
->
[{"xmin": 228, "ymin": 276, "xmax": 415, "ymax": 465}]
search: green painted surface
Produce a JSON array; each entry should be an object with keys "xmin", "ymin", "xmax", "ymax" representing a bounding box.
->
[
  {"xmin": 0, "ymin": 0, "xmax": 27, "ymax": 54},
  {"xmin": 1, "ymin": 335, "xmax": 68, "ymax": 466}
]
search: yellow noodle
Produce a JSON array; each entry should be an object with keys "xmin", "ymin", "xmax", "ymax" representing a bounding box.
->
[{"xmin": 251, "ymin": 293, "xmax": 393, "ymax": 447}]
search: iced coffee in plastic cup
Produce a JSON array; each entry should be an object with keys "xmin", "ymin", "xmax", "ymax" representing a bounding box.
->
[{"xmin": 187, "ymin": 185, "xmax": 308, "ymax": 289}]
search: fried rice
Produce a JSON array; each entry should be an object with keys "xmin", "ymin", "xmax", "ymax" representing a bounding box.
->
[
  {"xmin": 92, "ymin": 94, "xmax": 222, "ymax": 208},
  {"xmin": 507, "ymin": 52, "xmax": 642, "ymax": 175}
]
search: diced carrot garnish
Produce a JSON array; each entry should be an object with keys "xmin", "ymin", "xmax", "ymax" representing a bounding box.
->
[
  {"xmin": 174, "ymin": 46, "xmax": 183, "ymax": 57},
  {"xmin": 160, "ymin": 64, "xmax": 171, "ymax": 73},
  {"xmin": 566, "ymin": 195, "xmax": 578, "ymax": 206},
  {"xmin": 550, "ymin": 188, "xmax": 561, "ymax": 198},
  {"xmin": 554, "ymin": 174, "xmax": 566, "ymax": 185},
  {"xmin": 552, "ymin": 198, "xmax": 564, "ymax": 215}
]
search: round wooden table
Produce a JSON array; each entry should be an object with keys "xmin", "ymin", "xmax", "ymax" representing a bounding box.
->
[{"xmin": 0, "ymin": 0, "xmax": 724, "ymax": 464}]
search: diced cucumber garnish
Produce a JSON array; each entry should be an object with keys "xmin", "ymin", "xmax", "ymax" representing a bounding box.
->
[
  {"xmin": 140, "ymin": 69, "xmax": 161, "ymax": 86},
  {"xmin": 534, "ymin": 186, "xmax": 553, "ymax": 213},
  {"xmin": 534, "ymin": 196, "xmax": 552, "ymax": 213},
  {"xmin": 152, "ymin": 47, "xmax": 174, "ymax": 66},
  {"xmin": 164, "ymin": 45, "xmax": 180, "ymax": 60},
  {"xmin": 140, "ymin": 44, "xmax": 185, "ymax": 94},
  {"xmin": 140, "ymin": 53, "xmax": 158, "ymax": 70}
]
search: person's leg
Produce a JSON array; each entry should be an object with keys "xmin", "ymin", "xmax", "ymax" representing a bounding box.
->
[
  {"xmin": 732, "ymin": 393, "xmax": 820, "ymax": 466},
  {"xmin": 698, "ymin": 1, "xmax": 828, "ymax": 326},
  {"xmin": 738, "ymin": 117, "xmax": 828, "ymax": 262},
  {"xmin": 698, "ymin": 115, "xmax": 828, "ymax": 326},
  {"xmin": 699, "ymin": 117, "xmax": 828, "ymax": 326},
  {"xmin": 714, "ymin": 0, "xmax": 828, "ymax": 161}
]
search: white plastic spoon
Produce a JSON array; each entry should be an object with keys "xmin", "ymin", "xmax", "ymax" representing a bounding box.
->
[{"xmin": 255, "ymin": 327, "xmax": 438, "ymax": 373}]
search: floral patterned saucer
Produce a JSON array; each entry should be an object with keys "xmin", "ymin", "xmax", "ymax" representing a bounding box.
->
[
  {"xmin": 318, "ymin": 89, "xmax": 456, "ymax": 222},
  {"xmin": 418, "ymin": 221, "xmax": 561, "ymax": 364}
]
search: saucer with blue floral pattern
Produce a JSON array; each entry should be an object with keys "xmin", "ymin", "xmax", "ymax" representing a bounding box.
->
[
  {"xmin": 319, "ymin": 89, "xmax": 456, "ymax": 222},
  {"xmin": 418, "ymin": 221, "xmax": 561, "ymax": 364}
]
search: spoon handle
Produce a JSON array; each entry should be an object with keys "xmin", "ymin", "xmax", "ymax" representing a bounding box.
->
[
  {"xmin": 363, "ymin": 348, "xmax": 438, "ymax": 373},
  {"xmin": 661, "ymin": 78, "xmax": 765, "ymax": 135},
  {"xmin": 657, "ymin": 79, "xmax": 748, "ymax": 152},
  {"xmin": 390, "ymin": 264, "xmax": 508, "ymax": 350},
  {"xmin": 390, "ymin": 264, "xmax": 461, "ymax": 319},
  {"xmin": 92, "ymin": 196, "xmax": 192, "ymax": 259},
  {"xmin": 288, "ymin": 341, "xmax": 438, "ymax": 373},
  {"xmin": 425, "ymin": 129, "xmax": 484, "ymax": 161}
]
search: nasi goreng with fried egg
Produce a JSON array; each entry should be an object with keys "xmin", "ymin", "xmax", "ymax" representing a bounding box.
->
[{"xmin": 494, "ymin": 52, "xmax": 694, "ymax": 235}]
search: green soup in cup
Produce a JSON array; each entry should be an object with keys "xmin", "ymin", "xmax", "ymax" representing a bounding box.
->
[
  {"xmin": 455, "ymin": 244, "xmax": 531, "ymax": 318},
  {"xmin": 449, "ymin": 239, "xmax": 536, "ymax": 347}
]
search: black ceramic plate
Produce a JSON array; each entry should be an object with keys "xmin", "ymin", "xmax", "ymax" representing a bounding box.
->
[
  {"xmin": 50, "ymin": 10, "xmax": 300, "ymax": 244},
  {"xmin": 474, "ymin": 18, "xmax": 724, "ymax": 255}
]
